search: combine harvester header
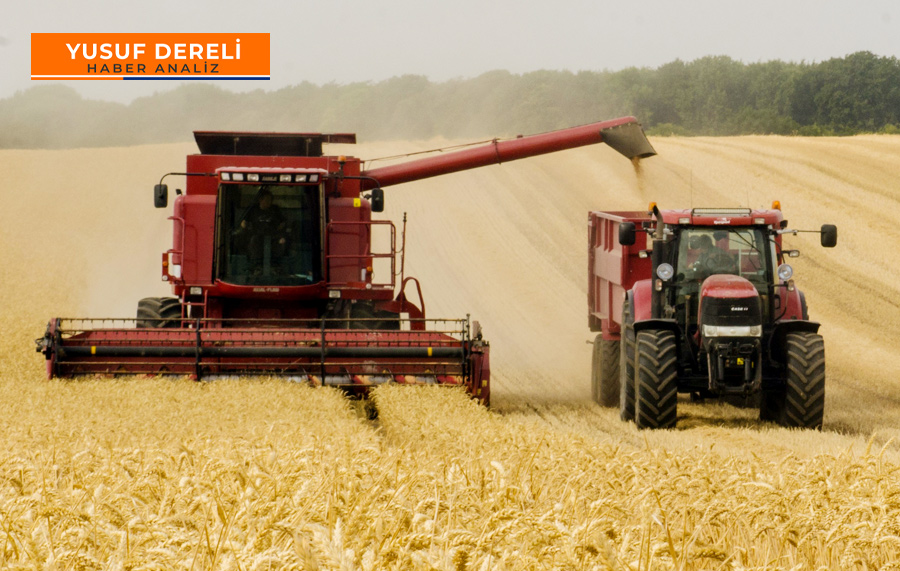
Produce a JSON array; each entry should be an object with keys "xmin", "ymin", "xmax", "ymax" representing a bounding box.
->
[{"xmin": 37, "ymin": 117, "xmax": 655, "ymax": 404}]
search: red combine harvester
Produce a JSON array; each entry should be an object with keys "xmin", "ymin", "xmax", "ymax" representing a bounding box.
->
[
  {"xmin": 589, "ymin": 204, "xmax": 837, "ymax": 428},
  {"xmin": 38, "ymin": 117, "xmax": 655, "ymax": 404}
]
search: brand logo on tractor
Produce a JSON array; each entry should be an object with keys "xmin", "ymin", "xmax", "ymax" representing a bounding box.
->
[
  {"xmin": 714, "ymin": 218, "xmax": 731, "ymax": 225},
  {"xmin": 253, "ymin": 287, "xmax": 280, "ymax": 293},
  {"xmin": 731, "ymin": 306, "xmax": 748, "ymax": 312}
]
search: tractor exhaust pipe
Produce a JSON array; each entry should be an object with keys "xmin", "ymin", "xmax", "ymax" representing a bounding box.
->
[{"xmin": 650, "ymin": 204, "xmax": 666, "ymax": 319}]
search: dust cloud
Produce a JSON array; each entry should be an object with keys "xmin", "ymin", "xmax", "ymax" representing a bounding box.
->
[{"xmin": 3, "ymin": 135, "xmax": 900, "ymax": 440}]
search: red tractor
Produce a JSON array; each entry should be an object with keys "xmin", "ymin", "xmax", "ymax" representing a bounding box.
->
[
  {"xmin": 589, "ymin": 204, "xmax": 837, "ymax": 428},
  {"xmin": 38, "ymin": 117, "xmax": 655, "ymax": 405}
]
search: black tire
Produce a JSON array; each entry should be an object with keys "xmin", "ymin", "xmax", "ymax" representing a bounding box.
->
[
  {"xmin": 619, "ymin": 303, "xmax": 637, "ymax": 421},
  {"xmin": 591, "ymin": 335, "xmax": 620, "ymax": 407},
  {"xmin": 778, "ymin": 332, "xmax": 825, "ymax": 429},
  {"xmin": 634, "ymin": 330, "xmax": 679, "ymax": 429},
  {"xmin": 136, "ymin": 297, "xmax": 181, "ymax": 328}
]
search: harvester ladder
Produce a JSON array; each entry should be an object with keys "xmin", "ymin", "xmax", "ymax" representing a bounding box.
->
[{"xmin": 181, "ymin": 290, "xmax": 208, "ymax": 320}]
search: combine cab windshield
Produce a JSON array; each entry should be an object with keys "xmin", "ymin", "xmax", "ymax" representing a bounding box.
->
[
  {"xmin": 675, "ymin": 227, "xmax": 771, "ymax": 290},
  {"xmin": 215, "ymin": 183, "xmax": 323, "ymax": 286}
]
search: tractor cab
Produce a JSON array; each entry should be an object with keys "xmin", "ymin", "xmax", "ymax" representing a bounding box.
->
[
  {"xmin": 674, "ymin": 226, "xmax": 771, "ymax": 287},
  {"xmin": 668, "ymin": 224, "xmax": 775, "ymax": 339}
]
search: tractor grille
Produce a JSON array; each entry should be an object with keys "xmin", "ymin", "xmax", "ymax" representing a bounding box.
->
[{"xmin": 700, "ymin": 296, "xmax": 761, "ymax": 327}]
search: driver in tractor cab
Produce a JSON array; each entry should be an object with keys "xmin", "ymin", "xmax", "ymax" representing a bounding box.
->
[
  {"xmin": 689, "ymin": 234, "xmax": 737, "ymax": 276},
  {"xmin": 239, "ymin": 188, "xmax": 289, "ymax": 275}
]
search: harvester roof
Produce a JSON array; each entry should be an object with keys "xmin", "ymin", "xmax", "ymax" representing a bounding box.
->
[{"xmin": 194, "ymin": 131, "xmax": 357, "ymax": 157}]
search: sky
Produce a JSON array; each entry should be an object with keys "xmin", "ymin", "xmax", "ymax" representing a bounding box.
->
[{"xmin": 3, "ymin": 0, "xmax": 900, "ymax": 103}]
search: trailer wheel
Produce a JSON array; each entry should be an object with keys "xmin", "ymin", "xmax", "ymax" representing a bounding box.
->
[
  {"xmin": 136, "ymin": 297, "xmax": 181, "ymax": 328},
  {"xmin": 634, "ymin": 330, "xmax": 678, "ymax": 429},
  {"xmin": 591, "ymin": 335, "xmax": 620, "ymax": 407},
  {"xmin": 778, "ymin": 332, "xmax": 825, "ymax": 429},
  {"xmin": 619, "ymin": 303, "xmax": 636, "ymax": 421}
]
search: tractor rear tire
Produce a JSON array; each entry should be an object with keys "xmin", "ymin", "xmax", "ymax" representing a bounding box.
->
[
  {"xmin": 778, "ymin": 332, "xmax": 826, "ymax": 429},
  {"xmin": 136, "ymin": 297, "xmax": 181, "ymax": 328},
  {"xmin": 591, "ymin": 335, "xmax": 620, "ymax": 407},
  {"xmin": 619, "ymin": 303, "xmax": 637, "ymax": 421},
  {"xmin": 634, "ymin": 330, "xmax": 679, "ymax": 430}
]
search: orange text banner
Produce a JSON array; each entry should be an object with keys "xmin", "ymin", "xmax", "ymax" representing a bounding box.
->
[{"xmin": 32, "ymin": 33, "xmax": 270, "ymax": 79}]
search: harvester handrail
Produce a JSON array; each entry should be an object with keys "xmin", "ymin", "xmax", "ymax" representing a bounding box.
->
[{"xmin": 325, "ymin": 219, "xmax": 397, "ymax": 289}]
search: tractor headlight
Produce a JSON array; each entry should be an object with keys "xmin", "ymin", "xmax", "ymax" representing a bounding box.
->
[
  {"xmin": 777, "ymin": 263, "xmax": 793, "ymax": 281},
  {"xmin": 703, "ymin": 324, "xmax": 762, "ymax": 337},
  {"xmin": 656, "ymin": 263, "xmax": 675, "ymax": 281}
]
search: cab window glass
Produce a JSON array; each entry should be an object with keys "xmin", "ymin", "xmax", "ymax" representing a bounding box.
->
[
  {"xmin": 675, "ymin": 228, "xmax": 769, "ymax": 289},
  {"xmin": 216, "ymin": 184, "xmax": 321, "ymax": 285}
]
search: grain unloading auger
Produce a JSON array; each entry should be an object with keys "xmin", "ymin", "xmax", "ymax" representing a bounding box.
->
[{"xmin": 37, "ymin": 117, "xmax": 655, "ymax": 404}]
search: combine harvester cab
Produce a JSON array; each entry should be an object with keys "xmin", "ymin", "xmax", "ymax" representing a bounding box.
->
[
  {"xmin": 38, "ymin": 117, "xmax": 655, "ymax": 405},
  {"xmin": 588, "ymin": 203, "xmax": 837, "ymax": 429}
]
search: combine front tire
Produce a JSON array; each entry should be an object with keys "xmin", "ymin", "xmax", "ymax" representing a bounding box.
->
[
  {"xmin": 591, "ymin": 335, "xmax": 620, "ymax": 407},
  {"xmin": 634, "ymin": 330, "xmax": 678, "ymax": 429},
  {"xmin": 136, "ymin": 297, "xmax": 181, "ymax": 328},
  {"xmin": 779, "ymin": 332, "xmax": 825, "ymax": 429},
  {"xmin": 350, "ymin": 301, "xmax": 401, "ymax": 330}
]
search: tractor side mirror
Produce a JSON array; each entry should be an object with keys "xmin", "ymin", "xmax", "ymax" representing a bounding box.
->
[
  {"xmin": 618, "ymin": 222, "xmax": 636, "ymax": 246},
  {"xmin": 370, "ymin": 188, "xmax": 385, "ymax": 213},
  {"xmin": 821, "ymin": 224, "xmax": 837, "ymax": 248},
  {"xmin": 154, "ymin": 184, "xmax": 168, "ymax": 208}
]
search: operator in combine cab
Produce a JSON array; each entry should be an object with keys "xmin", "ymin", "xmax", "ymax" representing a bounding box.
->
[
  {"xmin": 239, "ymin": 188, "xmax": 289, "ymax": 275},
  {"xmin": 690, "ymin": 234, "xmax": 737, "ymax": 275}
]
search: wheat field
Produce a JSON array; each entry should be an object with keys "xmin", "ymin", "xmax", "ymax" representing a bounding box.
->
[{"xmin": 2, "ymin": 135, "xmax": 900, "ymax": 569}]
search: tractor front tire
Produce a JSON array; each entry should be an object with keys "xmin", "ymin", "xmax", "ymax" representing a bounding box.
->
[
  {"xmin": 619, "ymin": 303, "xmax": 637, "ymax": 422},
  {"xmin": 779, "ymin": 332, "xmax": 825, "ymax": 429},
  {"xmin": 591, "ymin": 335, "xmax": 620, "ymax": 407},
  {"xmin": 136, "ymin": 297, "xmax": 181, "ymax": 328},
  {"xmin": 634, "ymin": 330, "xmax": 679, "ymax": 430}
]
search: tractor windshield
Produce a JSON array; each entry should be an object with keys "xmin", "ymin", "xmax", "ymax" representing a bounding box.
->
[
  {"xmin": 675, "ymin": 227, "xmax": 770, "ymax": 290},
  {"xmin": 215, "ymin": 183, "xmax": 322, "ymax": 286}
]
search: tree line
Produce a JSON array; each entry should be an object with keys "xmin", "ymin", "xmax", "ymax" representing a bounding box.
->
[{"xmin": 2, "ymin": 51, "xmax": 899, "ymax": 148}]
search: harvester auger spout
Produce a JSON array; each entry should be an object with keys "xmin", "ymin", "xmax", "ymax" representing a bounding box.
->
[
  {"xmin": 360, "ymin": 116, "xmax": 656, "ymax": 188},
  {"xmin": 38, "ymin": 116, "xmax": 653, "ymax": 406}
]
